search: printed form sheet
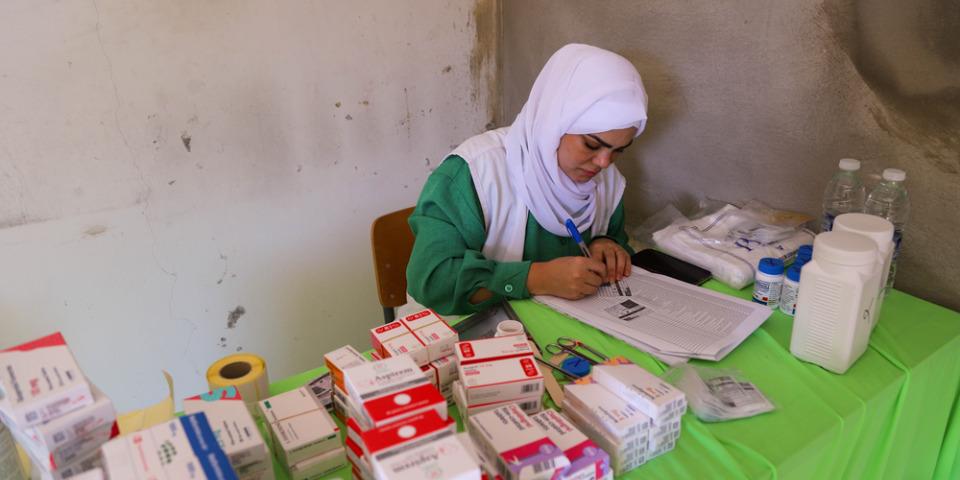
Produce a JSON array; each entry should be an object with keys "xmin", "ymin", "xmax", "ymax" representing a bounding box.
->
[{"xmin": 534, "ymin": 269, "xmax": 772, "ymax": 362}]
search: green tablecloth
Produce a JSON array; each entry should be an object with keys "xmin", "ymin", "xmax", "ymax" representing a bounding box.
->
[{"xmin": 267, "ymin": 282, "xmax": 960, "ymax": 479}]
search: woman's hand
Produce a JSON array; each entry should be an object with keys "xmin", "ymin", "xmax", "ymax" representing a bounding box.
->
[
  {"xmin": 527, "ymin": 256, "xmax": 607, "ymax": 300},
  {"xmin": 588, "ymin": 238, "xmax": 631, "ymax": 283}
]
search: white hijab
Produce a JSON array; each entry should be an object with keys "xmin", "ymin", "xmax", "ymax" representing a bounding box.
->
[{"xmin": 504, "ymin": 44, "xmax": 649, "ymax": 237}]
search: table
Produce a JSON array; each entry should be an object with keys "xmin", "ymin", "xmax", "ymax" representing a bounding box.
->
[{"xmin": 267, "ymin": 282, "xmax": 960, "ymax": 479}]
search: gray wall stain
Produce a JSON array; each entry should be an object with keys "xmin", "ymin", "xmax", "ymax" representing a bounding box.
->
[
  {"xmin": 227, "ymin": 305, "xmax": 245, "ymax": 328},
  {"xmin": 501, "ymin": 0, "xmax": 960, "ymax": 311},
  {"xmin": 180, "ymin": 132, "xmax": 192, "ymax": 152},
  {"xmin": 84, "ymin": 225, "xmax": 108, "ymax": 237}
]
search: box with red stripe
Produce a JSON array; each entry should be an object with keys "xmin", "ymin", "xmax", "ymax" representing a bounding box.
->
[
  {"xmin": 360, "ymin": 410, "xmax": 479, "ymax": 480},
  {"xmin": 343, "ymin": 354, "xmax": 447, "ymax": 429},
  {"xmin": 531, "ymin": 409, "xmax": 612, "ymax": 480},
  {"xmin": 398, "ymin": 309, "xmax": 458, "ymax": 362}
]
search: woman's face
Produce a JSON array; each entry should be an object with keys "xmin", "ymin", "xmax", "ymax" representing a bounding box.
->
[{"xmin": 557, "ymin": 127, "xmax": 637, "ymax": 183}]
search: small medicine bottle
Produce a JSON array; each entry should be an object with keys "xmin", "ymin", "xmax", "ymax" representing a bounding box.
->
[
  {"xmin": 780, "ymin": 265, "xmax": 802, "ymax": 316},
  {"xmin": 752, "ymin": 257, "xmax": 785, "ymax": 309}
]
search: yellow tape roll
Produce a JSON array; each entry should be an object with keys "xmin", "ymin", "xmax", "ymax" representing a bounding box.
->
[{"xmin": 206, "ymin": 353, "xmax": 270, "ymax": 409}]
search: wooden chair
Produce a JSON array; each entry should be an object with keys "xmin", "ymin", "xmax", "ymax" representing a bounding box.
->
[{"xmin": 370, "ymin": 206, "xmax": 416, "ymax": 323}]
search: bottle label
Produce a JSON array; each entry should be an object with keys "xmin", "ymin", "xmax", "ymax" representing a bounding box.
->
[
  {"xmin": 752, "ymin": 278, "xmax": 782, "ymax": 308},
  {"xmin": 821, "ymin": 212, "xmax": 836, "ymax": 233}
]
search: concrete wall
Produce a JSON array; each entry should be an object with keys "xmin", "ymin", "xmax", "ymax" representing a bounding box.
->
[
  {"xmin": 500, "ymin": 0, "xmax": 960, "ymax": 311},
  {"xmin": 0, "ymin": 0, "xmax": 498, "ymax": 411}
]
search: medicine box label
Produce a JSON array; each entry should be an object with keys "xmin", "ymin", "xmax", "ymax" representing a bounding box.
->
[
  {"xmin": 468, "ymin": 404, "xmax": 569, "ymax": 480},
  {"xmin": 460, "ymin": 356, "xmax": 543, "ymax": 405},
  {"xmin": 591, "ymin": 364, "xmax": 686, "ymax": 420}
]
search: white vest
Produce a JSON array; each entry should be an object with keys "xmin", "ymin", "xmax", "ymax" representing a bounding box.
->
[{"xmin": 451, "ymin": 128, "xmax": 621, "ymax": 262}]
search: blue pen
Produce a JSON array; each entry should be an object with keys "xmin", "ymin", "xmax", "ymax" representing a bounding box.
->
[{"xmin": 565, "ymin": 219, "xmax": 632, "ymax": 296}]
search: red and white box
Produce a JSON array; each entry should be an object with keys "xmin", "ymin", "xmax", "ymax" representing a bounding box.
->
[
  {"xmin": 184, "ymin": 386, "xmax": 269, "ymax": 473},
  {"xmin": 590, "ymin": 364, "xmax": 686, "ymax": 423},
  {"xmin": 0, "ymin": 332, "xmax": 93, "ymax": 427},
  {"xmin": 343, "ymin": 354, "xmax": 447, "ymax": 429},
  {"xmin": 457, "ymin": 432, "xmax": 504, "ymax": 480},
  {"xmin": 423, "ymin": 355, "xmax": 458, "ymax": 389},
  {"xmin": 360, "ymin": 410, "xmax": 478, "ymax": 480},
  {"xmin": 467, "ymin": 404, "xmax": 569, "ymax": 480},
  {"xmin": 371, "ymin": 321, "xmax": 429, "ymax": 367},
  {"xmin": 531, "ymin": 410, "xmax": 612, "ymax": 480},
  {"xmin": 323, "ymin": 345, "xmax": 366, "ymax": 392},
  {"xmin": 455, "ymin": 336, "xmax": 542, "ymax": 406},
  {"xmin": 398, "ymin": 309, "xmax": 458, "ymax": 361},
  {"xmin": 344, "ymin": 436, "xmax": 372, "ymax": 480}
]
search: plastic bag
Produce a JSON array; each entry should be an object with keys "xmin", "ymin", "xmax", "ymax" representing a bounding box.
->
[
  {"xmin": 643, "ymin": 200, "xmax": 815, "ymax": 289},
  {"xmin": 664, "ymin": 363, "xmax": 775, "ymax": 422}
]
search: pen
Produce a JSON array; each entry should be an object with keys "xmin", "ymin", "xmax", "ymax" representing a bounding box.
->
[{"xmin": 565, "ymin": 218, "xmax": 631, "ymax": 296}]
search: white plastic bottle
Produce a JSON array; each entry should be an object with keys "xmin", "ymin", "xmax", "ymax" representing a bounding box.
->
[
  {"xmin": 752, "ymin": 258, "xmax": 784, "ymax": 309},
  {"xmin": 779, "ymin": 265, "xmax": 801, "ymax": 316},
  {"xmin": 832, "ymin": 213, "xmax": 894, "ymax": 330},
  {"xmin": 864, "ymin": 168, "xmax": 909, "ymax": 291},
  {"xmin": 821, "ymin": 158, "xmax": 866, "ymax": 232},
  {"xmin": 790, "ymin": 231, "xmax": 882, "ymax": 374}
]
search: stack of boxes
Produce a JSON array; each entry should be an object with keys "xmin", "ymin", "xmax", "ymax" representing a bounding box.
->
[
  {"xmin": 562, "ymin": 363, "xmax": 685, "ymax": 475},
  {"xmin": 100, "ymin": 413, "xmax": 237, "ymax": 479},
  {"xmin": 370, "ymin": 309, "xmax": 460, "ymax": 401},
  {"xmin": 452, "ymin": 335, "xmax": 544, "ymax": 420},
  {"xmin": 466, "ymin": 404, "xmax": 570, "ymax": 480},
  {"xmin": 183, "ymin": 386, "xmax": 272, "ymax": 479},
  {"xmin": 257, "ymin": 387, "xmax": 345, "ymax": 479},
  {"xmin": 323, "ymin": 345, "xmax": 368, "ymax": 423},
  {"xmin": 340, "ymin": 353, "xmax": 481, "ymax": 479},
  {"xmin": 0, "ymin": 333, "xmax": 117, "ymax": 480},
  {"xmin": 531, "ymin": 410, "xmax": 612, "ymax": 480}
]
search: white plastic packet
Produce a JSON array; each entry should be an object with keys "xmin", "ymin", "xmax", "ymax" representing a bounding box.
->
[{"xmin": 664, "ymin": 364, "xmax": 774, "ymax": 422}]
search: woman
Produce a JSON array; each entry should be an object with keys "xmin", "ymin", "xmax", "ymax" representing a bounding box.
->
[{"xmin": 407, "ymin": 44, "xmax": 648, "ymax": 315}]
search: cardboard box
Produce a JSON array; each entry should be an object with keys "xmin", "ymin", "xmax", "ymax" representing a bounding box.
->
[
  {"xmin": 560, "ymin": 401, "xmax": 646, "ymax": 474},
  {"xmin": 65, "ymin": 468, "xmax": 104, "ymax": 480},
  {"xmin": 20, "ymin": 384, "xmax": 115, "ymax": 458},
  {"xmin": 101, "ymin": 413, "xmax": 237, "ymax": 480},
  {"xmin": 15, "ymin": 420, "xmax": 113, "ymax": 473},
  {"xmin": 459, "ymin": 355, "xmax": 543, "ymax": 406},
  {"xmin": 361, "ymin": 410, "xmax": 477, "ymax": 480},
  {"xmin": 371, "ymin": 321, "xmax": 429, "ymax": 367},
  {"xmin": 590, "ymin": 364, "xmax": 686, "ymax": 422},
  {"xmin": 271, "ymin": 408, "xmax": 340, "ymax": 466},
  {"xmin": 467, "ymin": 405, "xmax": 569, "ymax": 480},
  {"xmin": 455, "ymin": 336, "xmax": 534, "ymax": 364},
  {"xmin": 0, "ymin": 333, "xmax": 93, "ymax": 427},
  {"xmin": 257, "ymin": 387, "xmax": 323, "ymax": 425},
  {"xmin": 531, "ymin": 410, "xmax": 612, "ymax": 480},
  {"xmin": 184, "ymin": 386, "xmax": 269, "ymax": 472},
  {"xmin": 563, "ymin": 384, "xmax": 650, "ymax": 441},
  {"xmin": 323, "ymin": 345, "xmax": 366, "ymax": 391},
  {"xmin": 343, "ymin": 355, "xmax": 446, "ymax": 429},
  {"xmin": 457, "ymin": 432, "xmax": 503, "ymax": 480},
  {"xmin": 398, "ymin": 309, "xmax": 458, "ymax": 362},
  {"xmin": 423, "ymin": 355, "xmax": 458, "ymax": 389},
  {"xmin": 288, "ymin": 445, "xmax": 346, "ymax": 480},
  {"xmin": 453, "ymin": 381, "xmax": 541, "ymax": 420}
]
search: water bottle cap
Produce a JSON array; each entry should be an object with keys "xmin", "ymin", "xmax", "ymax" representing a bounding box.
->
[
  {"xmin": 786, "ymin": 265, "xmax": 801, "ymax": 282},
  {"xmin": 813, "ymin": 231, "xmax": 877, "ymax": 266},
  {"xmin": 838, "ymin": 158, "xmax": 861, "ymax": 171},
  {"xmin": 882, "ymin": 168, "xmax": 906, "ymax": 182},
  {"xmin": 757, "ymin": 257, "xmax": 785, "ymax": 275}
]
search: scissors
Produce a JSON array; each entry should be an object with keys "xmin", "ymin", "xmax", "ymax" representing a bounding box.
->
[{"xmin": 545, "ymin": 337, "xmax": 609, "ymax": 365}]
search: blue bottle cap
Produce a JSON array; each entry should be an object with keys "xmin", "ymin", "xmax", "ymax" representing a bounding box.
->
[
  {"xmin": 786, "ymin": 265, "xmax": 801, "ymax": 282},
  {"xmin": 561, "ymin": 357, "xmax": 591, "ymax": 378},
  {"xmin": 758, "ymin": 257, "xmax": 785, "ymax": 275},
  {"xmin": 797, "ymin": 245, "xmax": 813, "ymax": 261}
]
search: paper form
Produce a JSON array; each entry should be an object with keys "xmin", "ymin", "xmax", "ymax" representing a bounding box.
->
[{"xmin": 535, "ymin": 269, "xmax": 772, "ymax": 362}]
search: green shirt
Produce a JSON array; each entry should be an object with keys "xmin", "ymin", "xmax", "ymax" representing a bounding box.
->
[{"xmin": 406, "ymin": 156, "xmax": 633, "ymax": 315}]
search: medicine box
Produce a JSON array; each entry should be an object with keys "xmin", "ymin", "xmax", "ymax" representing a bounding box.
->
[
  {"xmin": 423, "ymin": 354, "xmax": 458, "ymax": 389},
  {"xmin": 15, "ymin": 420, "xmax": 113, "ymax": 473},
  {"xmin": 323, "ymin": 345, "xmax": 366, "ymax": 391},
  {"xmin": 20, "ymin": 383, "xmax": 115, "ymax": 458},
  {"xmin": 453, "ymin": 381, "xmax": 541, "ymax": 420},
  {"xmin": 370, "ymin": 321, "xmax": 430, "ymax": 367},
  {"xmin": 398, "ymin": 309, "xmax": 459, "ymax": 362},
  {"xmin": 287, "ymin": 445, "xmax": 346, "ymax": 480},
  {"xmin": 343, "ymin": 354, "xmax": 446, "ymax": 428},
  {"xmin": 184, "ymin": 386, "xmax": 269, "ymax": 472},
  {"xmin": 361, "ymin": 410, "xmax": 477, "ymax": 480},
  {"xmin": 455, "ymin": 336, "xmax": 534, "ymax": 364},
  {"xmin": 531, "ymin": 409, "xmax": 612, "ymax": 480},
  {"xmin": 459, "ymin": 355, "xmax": 543, "ymax": 406},
  {"xmin": 563, "ymin": 383, "xmax": 650, "ymax": 441},
  {"xmin": 271, "ymin": 407, "xmax": 340, "ymax": 466},
  {"xmin": 0, "ymin": 332, "xmax": 93, "ymax": 427},
  {"xmin": 590, "ymin": 364, "xmax": 687, "ymax": 421},
  {"xmin": 257, "ymin": 387, "xmax": 323, "ymax": 424},
  {"xmin": 467, "ymin": 404, "xmax": 569, "ymax": 480}
]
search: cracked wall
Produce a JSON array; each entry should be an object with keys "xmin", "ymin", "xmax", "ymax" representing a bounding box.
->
[
  {"xmin": 501, "ymin": 0, "xmax": 960, "ymax": 311},
  {"xmin": 0, "ymin": 0, "xmax": 496, "ymax": 410}
]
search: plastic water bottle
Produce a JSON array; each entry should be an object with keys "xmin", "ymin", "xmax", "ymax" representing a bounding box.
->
[
  {"xmin": 865, "ymin": 168, "xmax": 909, "ymax": 290},
  {"xmin": 821, "ymin": 158, "xmax": 865, "ymax": 232}
]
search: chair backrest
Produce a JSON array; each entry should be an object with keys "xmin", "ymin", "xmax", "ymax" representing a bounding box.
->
[{"xmin": 370, "ymin": 206, "xmax": 416, "ymax": 322}]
